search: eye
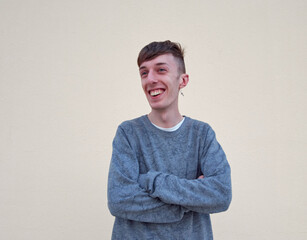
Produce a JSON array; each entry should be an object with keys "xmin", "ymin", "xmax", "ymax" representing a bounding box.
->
[
  {"xmin": 140, "ymin": 71, "xmax": 148, "ymax": 77},
  {"xmin": 158, "ymin": 68, "xmax": 166, "ymax": 72}
]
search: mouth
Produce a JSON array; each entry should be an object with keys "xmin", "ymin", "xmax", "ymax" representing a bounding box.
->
[{"xmin": 148, "ymin": 88, "xmax": 165, "ymax": 97}]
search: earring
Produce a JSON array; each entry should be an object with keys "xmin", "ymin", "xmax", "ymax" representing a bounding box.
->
[{"xmin": 180, "ymin": 90, "xmax": 184, "ymax": 96}]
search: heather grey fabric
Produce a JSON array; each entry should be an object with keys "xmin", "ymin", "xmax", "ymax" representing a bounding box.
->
[{"xmin": 108, "ymin": 115, "xmax": 232, "ymax": 240}]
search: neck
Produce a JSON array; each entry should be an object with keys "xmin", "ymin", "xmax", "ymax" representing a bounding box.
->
[{"xmin": 148, "ymin": 108, "xmax": 183, "ymax": 128}]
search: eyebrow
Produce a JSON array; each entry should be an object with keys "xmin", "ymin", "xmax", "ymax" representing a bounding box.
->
[{"xmin": 139, "ymin": 62, "xmax": 168, "ymax": 71}]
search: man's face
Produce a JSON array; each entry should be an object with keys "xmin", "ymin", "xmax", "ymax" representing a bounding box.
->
[{"xmin": 139, "ymin": 54, "xmax": 188, "ymax": 112}]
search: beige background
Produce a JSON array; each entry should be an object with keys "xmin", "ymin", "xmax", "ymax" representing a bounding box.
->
[{"xmin": 1, "ymin": 0, "xmax": 306, "ymax": 239}]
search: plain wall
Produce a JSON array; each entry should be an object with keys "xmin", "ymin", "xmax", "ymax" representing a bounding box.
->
[{"xmin": 1, "ymin": 0, "xmax": 306, "ymax": 239}]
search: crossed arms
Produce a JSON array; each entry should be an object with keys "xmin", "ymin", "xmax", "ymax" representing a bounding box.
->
[{"xmin": 107, "ymin": 126, "xmax": 232, "ymax": 223}]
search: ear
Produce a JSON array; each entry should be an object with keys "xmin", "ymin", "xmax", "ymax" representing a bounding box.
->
[{"xmin": 179, "ymin": 74, "xmax": 189, "ymax": 89}]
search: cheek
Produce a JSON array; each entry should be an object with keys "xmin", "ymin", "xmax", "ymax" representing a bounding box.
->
[
  {"xmin": 141, "ymin": 83, "xmax": 147, "ymax": 94},
  {"xmin": 141, "ymin": 81, "xmax": 146, "ymax": 89}
]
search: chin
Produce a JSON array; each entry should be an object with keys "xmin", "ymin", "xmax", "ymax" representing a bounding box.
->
[{"xmin": 150, "ymin": 105, "xmax": 167, "ymax": 111}]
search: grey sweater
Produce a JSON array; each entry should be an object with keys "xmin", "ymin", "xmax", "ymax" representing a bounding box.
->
[{"xmin": 108, "ymin": 115, "xmax": 232, "ymax": 240}]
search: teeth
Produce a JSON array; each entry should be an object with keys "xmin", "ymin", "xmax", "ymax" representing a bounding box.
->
[{"xmin": 150, "ymin": 89, "xmax": 163, "ymax": 96}]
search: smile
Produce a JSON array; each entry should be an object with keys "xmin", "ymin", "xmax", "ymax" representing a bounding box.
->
[{"xmin": 149, "ymin": 89, "xmax": 165, "ymax": 97}]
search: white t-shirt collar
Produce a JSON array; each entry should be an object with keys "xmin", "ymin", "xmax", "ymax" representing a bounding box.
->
[{"xmin": 151, "ymin": 117, "xmax": 185, "ymax": 132}]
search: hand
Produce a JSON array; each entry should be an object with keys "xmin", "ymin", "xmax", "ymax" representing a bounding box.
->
[{"xmin": 198, "ymin": 175, "xmax": 204, "ymax": 179}]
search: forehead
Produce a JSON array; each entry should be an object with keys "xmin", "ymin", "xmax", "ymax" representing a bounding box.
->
[{"xmin": 139, "ymin": 54, "xmax": 178, "ymax": 69}]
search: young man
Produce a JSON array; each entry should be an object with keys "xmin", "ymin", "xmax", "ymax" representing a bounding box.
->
[{"xmin": 108, "ymin": 40, "xmax": 232, "ymax": 240}]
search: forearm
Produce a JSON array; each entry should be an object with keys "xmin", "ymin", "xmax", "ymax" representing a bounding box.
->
[
  {"xmin": 108, "ymin": 155, "xmax": 187, "ymax": 223},
  {"xmin": 108, "ymin": 193, "xmax": 186, "ymax": 223},
  {"xmin": 138, "ymin": 167, "xmax": 232, "ymax": 214}
]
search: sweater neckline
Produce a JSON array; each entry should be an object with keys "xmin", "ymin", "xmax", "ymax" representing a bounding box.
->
[
  {"xmin": 142, "ymin": 115, "xmax": 189, "ymax": 137},
  {"xmin": 151, "ymin": 117, "xmax": 185, "ymax": 132}
]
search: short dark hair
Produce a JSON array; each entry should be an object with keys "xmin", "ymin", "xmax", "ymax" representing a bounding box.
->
[{"xmin": 137, "ymin": 40, "xmax": 186, "ymax": 74}]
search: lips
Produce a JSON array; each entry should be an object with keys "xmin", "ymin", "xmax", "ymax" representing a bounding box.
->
[{"xmin": 148, "ymin": 88, "xmax": 165, "ymax": 97}]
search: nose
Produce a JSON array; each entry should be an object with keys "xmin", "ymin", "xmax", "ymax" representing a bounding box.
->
[{"xmin": 147, "ymin": 70, "xmax": 158, "ymax": 84}]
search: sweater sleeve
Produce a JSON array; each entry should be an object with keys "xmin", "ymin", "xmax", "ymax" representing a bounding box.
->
[
  {"xmin": 107, "ymin": 126, "xmax": 187, "ymax": 223},
  {"xmin": 138, "ymin": 126, "xmax": 232, "ymax": 214}
]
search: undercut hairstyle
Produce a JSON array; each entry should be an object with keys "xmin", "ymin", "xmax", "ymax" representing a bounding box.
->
[{"xmin": 137, "ymin": 40, "xmax": 186, "ymax": 74}]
